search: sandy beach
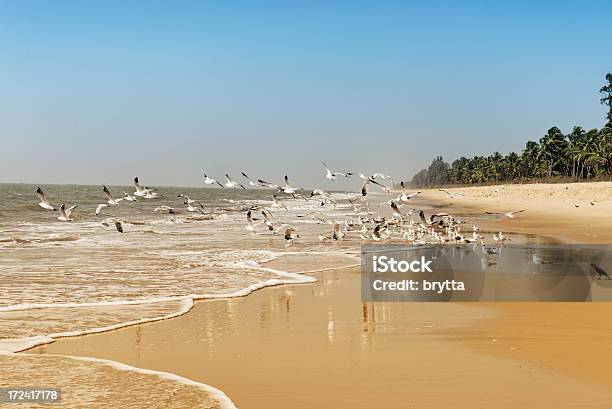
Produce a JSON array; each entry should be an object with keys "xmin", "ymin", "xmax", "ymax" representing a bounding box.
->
[
  {"xmin": 14, "ymin": 182, "xmax": 612, "ymax": 408},
  {"xmin": 421, "ymin": 182, "xmax": 612, "ymax": 243}
]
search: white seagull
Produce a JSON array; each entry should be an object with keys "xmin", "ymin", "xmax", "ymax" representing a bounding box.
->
[
  {"xmin": 270, "ymin": 195, "xmax": 288, "ymax": 210},
  {"xmin": 279, "ymin": 175, "xmax": 297, "ymax": 195},
  {"xmin": 261, "ymin": 210, "xmax": 275, "ymax": 231},
  {"xmin": 225, "ymin": 174, "xmax": 246, "ymax": 189},
  {"xmin": 103, "ymin": 186, "xmax": 124, "ymax": 205},
  {"xmin": 123, "ymin": 192, "xmax": 137, "ymax": 201},
  {"xmin": 258, "ymin": 179, "xmax": 280, "ymax": 190},
  {"xmin": 57, "ymin": 203, "xmax": 78, "ymax": 222},
  {"xmin": 95, "ymin": 203, "xmax": 109, "ymax": 215},
  {"xmin": 154, "ymin": 206, "xmax": 175, "ymax": 214},
  {"xmin": 486, "ymin": 210, "xmax": 526, "ymax": 219},
  {"xmin": 245, "ymin": 210, "xmax": 258, "ymax": 232},
  {"xmin": 177, "ymin": 194, "xmax": 195, "ymax": 204},
  {"xmin": 36, "ymin": 187, "xmax": 55, "ymax": 211},
  {"xmin": 204, "ymin": 173, "xmax": 224, "ymax": 188},
  {"xmin": 133, "ymin": 177, "xmax": 156, "ymax": 198},
  {"xmin": 322, "ymin": 162, "xmax": 350, "ymax": 180},
  {"xmin": 241, "ymin": 172, "xmax": 263, "ymax": 187},
  {"xmin": 274, "ymin": 224, "xmax": 298, "ymax": 242}
]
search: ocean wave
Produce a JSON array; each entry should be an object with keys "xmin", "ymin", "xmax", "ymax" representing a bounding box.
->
[
  {"xmin": 0, "ymin": 234, "xmax": 82, "ymax": 246},
  {"xmin": 0, "ymin": 252, "xmax": 358, "ymax": 354}
]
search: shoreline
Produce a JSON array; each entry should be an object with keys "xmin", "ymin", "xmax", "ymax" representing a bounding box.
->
[{"xmin": 14, "ymin": 182, "xmax": 612, "ymax": 407}]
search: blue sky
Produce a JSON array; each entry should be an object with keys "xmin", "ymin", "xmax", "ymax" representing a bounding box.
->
[{"xmin": 1, "ymin": 1, "xmax": 610, "ymax": 188}]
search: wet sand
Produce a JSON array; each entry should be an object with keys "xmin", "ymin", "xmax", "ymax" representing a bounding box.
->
[
  {"xmin": 24, "ymin": 182, "xmax": 612, "ymax": 407},
  {"xmin": 35, "ymin": 265, "xmax": 612, "ymax": 408}
]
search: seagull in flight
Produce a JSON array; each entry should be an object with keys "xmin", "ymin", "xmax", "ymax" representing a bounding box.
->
[
  {"xmin": 95, "ymin": 203, "xmax": 109, "ymax": 215},
  {"xmin": 438, "ymin": 189, "xmax": 459, "ymax": 199},
  {"xmin": 154, "ymin": 206, "xmax": 175, "ymax": 214},
  {"xmin": 322, "ymin": 162, "xmax": 350, "ymax": 180},
  {"xmin": 258, "ymin": 179, "xmax": 280, "ymax": 190},
  {"xmin": 177, "ymin": 194, "xmax": 195, "ymax": 204},
  {"xmin": 241, "ymin": 172, "xmax": 263, "ymax": 187},
  {"xmin": 245, "ymin": 210, "xmax": 260, "ymax": 232},
  {"xmin": 225, "ymin": 174, "xmax": 246, "ymax": 189},
  {"xmin": 57, "ymin": 203, "xmax": 78, "ymax": 222},
  {"xmin": 123, "ymin": 192, "xmax": 137, "ymax": 202},
  {"xmin": 396, "ymin": 182, "xmax": 421, "ymax": 202},
  {"xmin": 204, "ymin": 173, "xmax": 224, "ymax": 188},
  {"xmin": 261, "ymin": 210, "xmax": 275, "ymax": 231},
  {"xmin": 103, "ymin": 186, "xmax": 124, "ymax": 205},
  {"xmin": 279, "ymin": 175, "xmax": 297, "ymax": 195},
  {"xmin": 185, "ymin": 200, "xmax": 205, "ymax": 213},
  {"xmin": 36, "ymin": 187, "xmax": 55, "ymax": 211},
  {"xmin": 270, "ymin": 195, "xmax": 288, "ymax": 210},
  {"xmin": 486, "ymin": 210, "xmax": 526, "ymax": 219},
  {"xmin": 133, "ymin": 177, "xmax": 156, "ymax": 198},
  {"xmin": 358, "ymin": 174, "xmax": 386, "ymax": 196}
]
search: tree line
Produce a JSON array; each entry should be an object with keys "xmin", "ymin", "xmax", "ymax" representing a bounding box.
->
[{"xmin": 410, "ymin": 73, "xmax": 612, "ymax": 187}]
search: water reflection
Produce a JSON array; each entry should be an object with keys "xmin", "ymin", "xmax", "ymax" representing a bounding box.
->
[{"xmin": 362, "ymin": 240, "xmax": 612, "ymax": 302}]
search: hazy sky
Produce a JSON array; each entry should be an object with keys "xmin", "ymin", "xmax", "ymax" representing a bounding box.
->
[{"xmin": 1, "ymin": 1, "xmax": 611, "ymax": 189}]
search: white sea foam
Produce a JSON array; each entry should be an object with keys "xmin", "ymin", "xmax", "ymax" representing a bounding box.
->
[
  {"xmin": 6, "ymin": 351, "xmax": 238, "ymax": 409},
  {"xmin": 1, "ymin": 252, "xmax": 358, "ymax": 353},
  {"xmin": 1, "ymin": 184, "xmax": 364, "ymax": 406}
]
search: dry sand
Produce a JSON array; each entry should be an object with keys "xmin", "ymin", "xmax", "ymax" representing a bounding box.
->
[
  {"xmin": 421, "ymin": 181, "xmax": 612, "ymax": 243},
  {"xmin": 19, "ymin": 182, "xmax": 612, "ymax": 407}
]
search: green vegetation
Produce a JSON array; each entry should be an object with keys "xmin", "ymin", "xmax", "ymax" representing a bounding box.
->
[{"xmin": 411, "ymin": 73, "xmax": 612, "ymax": 187}]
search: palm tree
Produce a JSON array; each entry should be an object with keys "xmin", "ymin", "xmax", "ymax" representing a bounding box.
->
[{"xmin": 537, "ymin": 127, "xmax": 568, "ymax": 178}]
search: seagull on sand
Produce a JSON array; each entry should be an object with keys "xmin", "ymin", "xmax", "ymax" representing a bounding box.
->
[
  {"xmin": 57, "ymin": 203, "xmax": 78, "ymax": 222},
  {"xmin": 225, "ymin": 174, "xmax": 246, "ymax": 189},
  {"xmin": 276, "ymin": 225, "xmax": 298, "ymax": 242},
  {"xmin": 36, "ymin": 187, "xmax": 55, "ymax": 211},
  {"xmin": 322, "ymin": 162, "xmax": 350, "ymax": 180},
  {"xmin": 204, "ymin": 173, "xmax": 224, "ymax": 188},
  {"xmin": 318, "ymin": 221, "xmax": 345, "ymax": 241},
  {"xmin": 486, "ymin": 210, "xmax": 526, "ymax": 219},
  {"xmin": 103, "ymin": 186, "xmax": 124, "ymax": 205},
  {"xmin": 532, "ymin": 254, "xmax": 551, "ymax": 265},
  {"xmin": 591, "ymin": 263, "xmax": 611, "ymax": 280}
]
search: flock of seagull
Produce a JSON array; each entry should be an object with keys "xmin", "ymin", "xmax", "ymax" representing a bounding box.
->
[
  {"xmin": 32, "ymin": 164, "xmax": 528, "ymax": 250},
  {"xmin": 30, "ymin": 163, "xmax": 612, "ymax": 277}
]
